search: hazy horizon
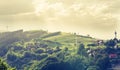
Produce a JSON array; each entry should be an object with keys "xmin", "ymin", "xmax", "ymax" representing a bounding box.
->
[{"xmin": 0, "ymin": 0, "xmax": 120, "ymax": 39}]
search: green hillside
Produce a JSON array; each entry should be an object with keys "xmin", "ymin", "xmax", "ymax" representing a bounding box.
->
[{"xmin": 0, "ymin": 30, "xmax": 117, "ymax": 70}]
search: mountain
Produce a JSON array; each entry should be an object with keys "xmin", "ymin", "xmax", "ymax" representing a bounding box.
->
[
  {"xmin": 0, "ymin": 30, "xmax": 108, "ymax": 70},
  {"xmin": 0, "ymin": 30, "xmax": 48, "ymax": 47}
]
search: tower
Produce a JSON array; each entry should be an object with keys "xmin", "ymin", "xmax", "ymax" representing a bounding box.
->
[
  {"xmin": 114, "ymin": 31, "xmax": 118, "ymax": 44},
  {"xmin": 115, "ymin": 31, "xmax": 117, "ymax": 39}
]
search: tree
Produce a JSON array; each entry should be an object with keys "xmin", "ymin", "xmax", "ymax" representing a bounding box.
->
[
  {"xmin": 35, "ymin": 48, "xmax": 44, "ymax": 54},
  {"xmin": 105, "ymin": 39, "xmax": 116, "ymax": 48},
  {"xmin": 0, "ymin": 59, "xmax": 16, "ymax": 70},
  {"xmin": 41, "ymin": 61, "xmax": 72, "ymax": 70},
  {"xmin": 0, "ymin": 59, "xmax": 7, "ymax": 70},
  {"xmin": 7, "ymin": 54, "xmax": 17, "ymax": 62},
  {"xmin": 65, "ymin": 55, "xmax": 88, "ymax": 70},
  {"xmin": 96, "ymin": 55, "xmax": 109, "ymax": 70},
  {"xmin": 77, "ymin": 44, "xmax": 87, "ymax": 56},
  {"xmin": 31, "ymin": 56, "xmax": 73, "ymax": 70}
]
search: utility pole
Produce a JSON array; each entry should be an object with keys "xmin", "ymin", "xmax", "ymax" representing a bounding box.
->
[
  {"xmin": 6, "ymin": 26, "xmax": 8, "ymax": 32},
  {"xmin": 114, "ymin": 31, "xmax": 118, "ymax": 45},
  {"xmin": 74, "ymin": 33, "xmax": 78, "ymax": 47},
  {"xmin": 115, "ymin": 31, "xmax": 117, "ymax": 39}
]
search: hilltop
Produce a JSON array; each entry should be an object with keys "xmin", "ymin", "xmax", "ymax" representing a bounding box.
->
[
  {"xmin": 0, "ymin": 30, "xmax": 98, "ymax": 48},
  {"xmin": 0, "ymin": 30, "xmax": 110, "ymax": 70}
]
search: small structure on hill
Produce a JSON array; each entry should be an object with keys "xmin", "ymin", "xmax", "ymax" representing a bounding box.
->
[
  {"xmin": 113, "ymin": 31, "xmax": 119, "ymax": 49},
  {"xmin": 114, "ymin": 31, "xmax": 118, "ymax": 43},
  {"xmin": 97, "ymin": 40, "xmax": 104, "ymax": 45},
  {"xmin": 109, "ymin": 53, "xmax": 118, "ymax": 59}
]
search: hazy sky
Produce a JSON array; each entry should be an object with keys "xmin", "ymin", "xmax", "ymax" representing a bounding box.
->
[{"xmin": 0, "ymin": 0, "xmax": 120, "ymax": 39}]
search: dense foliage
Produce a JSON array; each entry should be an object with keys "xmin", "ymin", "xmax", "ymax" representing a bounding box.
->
[{"xmin": 0, "ymin": 30, "xmax": 118, "ymax": 70}]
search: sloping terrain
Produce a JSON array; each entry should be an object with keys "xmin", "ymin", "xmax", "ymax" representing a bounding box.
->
[{"xmin": 0, "ymin": 30, "xmax": 107, "ymax": 70}]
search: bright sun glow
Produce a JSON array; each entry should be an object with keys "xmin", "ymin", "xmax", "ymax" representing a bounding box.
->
[
  {"xmin": 32, "ymin": 0, "xmax": 48, "ymax": 15},
  {"xmin": 32, "ymin": 0, "xmax": 67, "ymax": 16},
  {"xmin": 0, "ymin": 0, "xmax": 119, "ymax": 40}
]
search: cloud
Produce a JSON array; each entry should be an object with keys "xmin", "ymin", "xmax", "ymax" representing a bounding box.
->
[
  {"xmin": 35, "ymin": 0, "xmax": 117, "ymax": 32},
  {"xmin": 0, "ymin": 0, "xmax": 34, "ymax": 15},
  {"xmin": 0, "ymin": 0, "xmax": 120, "ymax": 39},
  {"xmin": 31, "ymin": 0, "xmax": 118, "ymax": 39}
]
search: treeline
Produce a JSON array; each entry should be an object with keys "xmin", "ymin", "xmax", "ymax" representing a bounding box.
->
[
  {"xmin": 0, "ymin": 58, "xmax": 15, "ymax": 70},
  {"xmin": 0, "ymin": 30, "xmax": 47, "ymax": 47},
  {"xmin": 0, "ymin": 30, "xmax": 116, "ymax": 70},
  {"xmin": 28, "ymin": 44, "xmax": 110, "ymax": 70}
]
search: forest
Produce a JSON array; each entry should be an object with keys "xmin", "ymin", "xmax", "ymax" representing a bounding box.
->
[{"xmin": 0, "ymin": 30, "xmax": 120, "ymax": 70}]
